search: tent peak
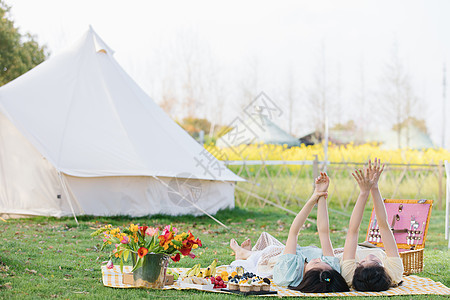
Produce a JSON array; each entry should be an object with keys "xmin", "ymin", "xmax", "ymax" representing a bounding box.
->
[{"xmin": 87, "ymin": 25, "xmax": 115, "ymax": 55}]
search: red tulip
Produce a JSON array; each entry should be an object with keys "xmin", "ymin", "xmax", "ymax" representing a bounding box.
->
[
  {"xmin": 180, "ymin": 246, "xmax": 192, "ymax": 256},
  {"xmin": 137, "ymin": 247, "xmax": 148, "ymax": 258},
  {"xmin": 170, "ymin": 253, "xmax": 180, "ymax": 262},
  {"xmin": 139, "ymin": 226, "xmax": 148, "ymax": 236}
]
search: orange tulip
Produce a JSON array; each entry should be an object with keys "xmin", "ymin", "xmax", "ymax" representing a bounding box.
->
[{"xmin": 137, "ymin": 247, "xmax": 148, "ymax": 258}]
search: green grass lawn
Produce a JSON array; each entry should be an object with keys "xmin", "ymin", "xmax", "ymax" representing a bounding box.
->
[{"xmin": 0, "ymin": 205, "xmax": 449, "ymax": 299}]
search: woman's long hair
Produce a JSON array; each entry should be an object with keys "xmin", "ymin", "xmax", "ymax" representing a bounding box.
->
[
  {"xmin": 352, "ymin": 265, "xmax": 392, "ymax": 291},
  {"xmin": 289, "ymin": 268, "xmax": 350, "ymax": 293}
]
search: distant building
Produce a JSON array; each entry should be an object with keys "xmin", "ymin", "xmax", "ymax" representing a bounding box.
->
[
  {"xmin": 297, "ymin": 130, "xmax": 321, "ymax": 146},
  {"xmin": 297, "ymin": 124, "xmax": 434, "ymax": 149}
]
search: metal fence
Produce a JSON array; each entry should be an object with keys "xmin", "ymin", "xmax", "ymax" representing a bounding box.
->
[{"xmin": 225, "ymin": 158, "xmax": 447, "ymax": 211}]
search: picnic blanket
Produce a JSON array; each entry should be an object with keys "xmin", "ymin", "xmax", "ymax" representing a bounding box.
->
[{"xmin": 102, "ymin": 266, "xmax": 450, "ymax": 297}]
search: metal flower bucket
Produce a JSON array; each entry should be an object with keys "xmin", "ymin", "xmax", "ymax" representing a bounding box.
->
[{"xmin": 132, "ymin": 253, "xmax": 170, "ymax": 288}]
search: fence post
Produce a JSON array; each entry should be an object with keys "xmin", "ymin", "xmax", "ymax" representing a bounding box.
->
[
  {"xmin": 439, "ymin": 160, "xmax": 443, "ymax": 210},
  {"xmin": 313, "ymin": 155, "xmax": 319, "ymax": 193},
  {"xmin": 313, "ymin": 155, "xmax": 319, "ymax": 179},
  {"xmin": 444, "ymin": 160, "xmax": 449, "ymax": 244}
]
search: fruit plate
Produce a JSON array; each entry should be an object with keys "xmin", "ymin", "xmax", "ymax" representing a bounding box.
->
[
  {"xmin": 214, "ymin": 265, "xmax": 228, "ymax": 276},
  {"xmin": 179, "ymin": 281, "xmax": 214, "ymax": 291},
  {"xmin": 221, "ymin": 288, "xmax": 277, "ymax": 296}
]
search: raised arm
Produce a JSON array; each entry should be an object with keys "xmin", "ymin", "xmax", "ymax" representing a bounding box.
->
[
  {"xmin": 284, "ymin": 173, "xmax": 328, "ymax": 255},
  {"xmin": 370, "ymin": 159, "xmax": 399, "ymax": 258},
  {"xmin": 342, "ymin": 161, "xmax": 377, "ymax": 260},
  {"xmin": 316, "ymin": 173, "xmax": 334, "ymax": 256}
]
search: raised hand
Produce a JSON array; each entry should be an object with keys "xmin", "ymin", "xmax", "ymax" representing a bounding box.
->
[
  {"xmin": 312, "ymin": 172, "xmax": 329, "ymax": 202},
  {"xmin": 367, "ymin": 158, "xmax": 385, "ymax": 189},
  {"xmin": 315, "ymin": 172, "xmax": 329, "ymax": 192},
  {"xmin": 352, "ymin": 167, "xmax": 374, "ymax": 192}
]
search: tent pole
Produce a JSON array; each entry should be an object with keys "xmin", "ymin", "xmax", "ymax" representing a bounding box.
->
[
  {"xmin": 151, "ymin": 176, "xmax": 229, "ymax": 229},
  {"xmin": 58, "ymin": 172, "xmax": 79, "ymax": 225}
]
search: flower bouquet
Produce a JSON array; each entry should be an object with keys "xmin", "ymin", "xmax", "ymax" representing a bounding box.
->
[{"xmin": 92, "ymin": 224, "xmax": 201, "ymax": 288}]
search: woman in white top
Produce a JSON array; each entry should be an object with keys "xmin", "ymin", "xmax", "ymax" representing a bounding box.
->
[
  {"xmin": 229, "ymin": 173, "xmax": 349, "ymax": 293},
  {"xmin": 341, "ymin": 158, "xmax": 404, "ymax": 291}
]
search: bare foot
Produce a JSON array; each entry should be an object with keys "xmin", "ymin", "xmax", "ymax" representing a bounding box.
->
[
  {"xmin": 241, "ymin": 238, "xmax": 252, "ymax": 251},
  {"xmin": 230, "ymin": 238, "xmax": 251, "ymax": 260}
]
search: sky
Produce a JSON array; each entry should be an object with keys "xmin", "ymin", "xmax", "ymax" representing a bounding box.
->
[{"xmin": 5, "ymin": 0, "xmax": 450, "ymax": 148}]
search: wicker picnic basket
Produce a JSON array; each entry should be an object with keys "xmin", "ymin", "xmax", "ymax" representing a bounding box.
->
[{"xmin": 365, "ymin": 199, "xmax": 433, "ymax": 275}]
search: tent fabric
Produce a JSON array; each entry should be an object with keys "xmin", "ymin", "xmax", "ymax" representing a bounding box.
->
[
  {"xmin": 216, "ymin": 115, "xmax": 300, "ymax": 148},
  {"xmin": 0, "ymin": 27, "xmax": 241, "ymax": 181},
  {"xmin": 65, "ymin": 175, "xmax": 235, "ymax": 217},
  {"xmin": 0, "ymin": 112, "xmax": 65, "ymax": 216},
  {"xmin": 366, "ymin": 125, "xmax": 434, "ymax": 149},
  {"xmin": 0, "ymin": 27, "xmax": 241, "ymax": 217}
]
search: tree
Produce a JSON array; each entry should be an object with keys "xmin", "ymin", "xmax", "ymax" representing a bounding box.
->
[
  {"xmin": 285, "ymin": 66, "xmax": 296, "ymax": 135},
  {"xmin": 0, "ymin": 1, "xmax": 47, "ymax": 86},
  {"xmin": 392, "ymin": 116, "xmax": 429, "ymax": 134},
  {"xmin": 331, "ymin": 120, "xmax": 356, "ymax": 131},
  {"xmin": 181, "ymin": 117, "xmax": 211, "ymax": 135},
  {"xmin": 354, "ymin": 56, "xmax": 368, "ymax": 140},
  {"xmin": 159, "ymin": 77, "xmax": 178, "ymax": 116},
  {"xmin": 306, "ymin": 42, "xmax": 330, "ymax": 135},
  {"xmin": 238, "ymin": 56, "xmax": 259, "ymax": 117},
  {"xmin": 379, "ymin": 42, "xmax": 421, "ymax": 148}
]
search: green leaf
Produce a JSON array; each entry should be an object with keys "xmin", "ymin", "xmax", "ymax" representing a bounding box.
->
[
  {"xmin": 120, "ymin": 257, "xmax": 124, "ymax": 274},
  {"xmin": 172, "ymin": 240, "xmax": 182, "ymax": 247},
  {"xmin": 131, "ymin": 257, "xmax": 143, "ymax": 272},
  {"xmin": 0, "ymin": 2, "xmax": 47, "ymax": 87},
  {"xmin": 123, "ymin": 250, "xmax": 130, "ymax": 262},
  {"xmin": 100, "ymin": 242, "xmax": 108, "ymax": 251},
  {"xmin": 145, "ymin": 236, "xmax": 154, "ymax": 249}
]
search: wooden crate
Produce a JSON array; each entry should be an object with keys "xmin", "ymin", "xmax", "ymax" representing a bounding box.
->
[{"xmin": 365, "ymin": 199, "xmax": 433, "ymax": 275}]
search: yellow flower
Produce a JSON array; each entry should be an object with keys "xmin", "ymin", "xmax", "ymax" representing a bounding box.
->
[
  {"xmin": 174, "ymin": 234, "xmax": 183, "ymax": 242},
  {"xmin": 129, "ymin": 224, "xmax": 139, "ymax": 233}
]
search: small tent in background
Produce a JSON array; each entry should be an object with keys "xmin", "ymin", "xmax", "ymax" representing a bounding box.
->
[
  {"xmin": 216, "ymin": 115, "xmax": 300, "ymax": 148},
  {"xmin": 0, "ymin": 27, "xmax": 242, "ymax": 218},
  {"xmin": 366, "ymin": 124, "xmax": 434, "ymax": 149}
]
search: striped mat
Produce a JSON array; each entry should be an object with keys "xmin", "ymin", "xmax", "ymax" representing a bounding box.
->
[{"xmin": 102, "ymin": 266, "xmax": 450, "ymax": 297}]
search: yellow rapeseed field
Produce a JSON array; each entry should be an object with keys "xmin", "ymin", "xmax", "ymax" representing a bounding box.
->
[
  {"xmin": 207, "ymin": 143, "xmax": 450, "ymax": 165},
  {"xmin": 207, "ymin": 143, "xmax": 448, "ymax": 209}
]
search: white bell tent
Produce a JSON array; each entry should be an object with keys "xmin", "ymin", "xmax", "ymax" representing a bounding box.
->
[{"xmin": 0, "ymin": 27, "xmax": 242, "ymax": 218}]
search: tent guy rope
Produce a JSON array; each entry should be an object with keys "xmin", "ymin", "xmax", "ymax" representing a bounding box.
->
[{"xmin": 151, "ymin": 175, "xmax": 229, "ymax": 230}]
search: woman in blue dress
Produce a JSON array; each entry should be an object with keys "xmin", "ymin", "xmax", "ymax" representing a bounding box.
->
[{"xmin": 230, "ymin": 173, "xmax": 349, "ymax": 293}]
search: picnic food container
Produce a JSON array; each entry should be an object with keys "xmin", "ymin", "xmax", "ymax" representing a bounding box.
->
[{"xmin": 365, "ymin": 199, "xmax": 433, "ymax": 275}]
